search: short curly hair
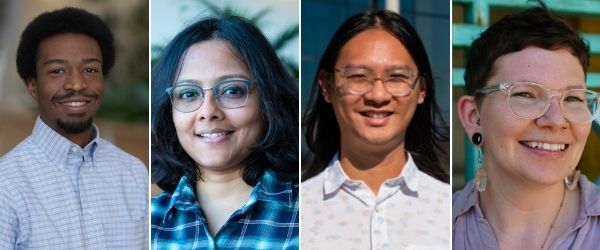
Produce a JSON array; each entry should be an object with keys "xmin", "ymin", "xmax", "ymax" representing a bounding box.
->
[
  {"xmin": 464, "ymin": 1, "xmax": 589, "ymax": 97},
  {"xmin": 16, "ymin": 7, "xmax": 115, "ymax": 82}
]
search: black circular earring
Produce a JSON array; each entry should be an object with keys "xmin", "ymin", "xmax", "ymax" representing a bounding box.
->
[{"xmin": 471, "ymin": 133, "xmax": 482, "ymax": 146}]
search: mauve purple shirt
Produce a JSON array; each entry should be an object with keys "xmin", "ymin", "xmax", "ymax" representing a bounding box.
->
[{"xmin": 453, "ymin": 175, "xmax": 600, "ymax": 250}]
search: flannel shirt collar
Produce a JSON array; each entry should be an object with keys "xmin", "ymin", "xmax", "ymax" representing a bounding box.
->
[{"xmin": 166, "ymin": 170, "xmax": 295, "ymax": 214}]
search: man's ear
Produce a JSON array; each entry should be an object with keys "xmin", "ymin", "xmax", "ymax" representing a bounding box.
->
[
  {"xmin": 317, "ymin": 70, "xmax": 333, "ymax": 103},
  {"xmin": 26, "ymin": 78, "xmax": 39, "ymax": 101},
  {"xmin": 457, "ymin": 95, "xmax": 481, "ymax": 138}
]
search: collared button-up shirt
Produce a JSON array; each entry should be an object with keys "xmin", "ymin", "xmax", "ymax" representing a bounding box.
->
[
  {"xmin": 301, "ymin": 153, "xmax": 450, "ymax": 250},
  {"xmin": 453, "ymin": 175, "xmax": 600, "ymax": 250},
  {"xmin": 151, "ymin": 170, "xmax": 299, "ymax": 250},
  {"xmin": 0, "ymin": 117, "xmax": 148, "ymax": 249}
]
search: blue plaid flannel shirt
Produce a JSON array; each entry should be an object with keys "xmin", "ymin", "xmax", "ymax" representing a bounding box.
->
[{"xmin": 151, "ymin": 170, "xmax": 299, "ymax": 249}]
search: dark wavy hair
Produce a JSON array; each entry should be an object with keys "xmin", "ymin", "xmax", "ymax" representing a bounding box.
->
[
  {"xmin": 302, "ymin": 10, "xmax": 449, "ymax": 183},
  {"xmin": 152, "ymin": 16, "xmax": 298, "ymax": 192},
  {"xmin": 16, "ymin": 7, "xmax": 115, "ymax": 82},
  {"xmin": 465, "ymin": 0, "xmax": 590, "ymax": 97}
]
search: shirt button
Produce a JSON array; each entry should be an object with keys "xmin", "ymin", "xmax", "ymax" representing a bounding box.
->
[
  {"xmin": 71, "ymin": 146, "xmax": 78, "ymax": 152},
  {"xmin": 375, "ymin": 206, "xmax": 381, "ymax": 212}
]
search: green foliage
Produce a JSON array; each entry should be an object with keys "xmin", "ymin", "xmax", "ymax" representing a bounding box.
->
[
  {"xmin": 94, "ymin": 0, "xmax": 149, "ymax": 123},
  {"xmin": 152, "ymin": 0, "xmax": 299, "ymax": 77},
  {"xmin": 97, "ymin": 81, "xmax": 148, "ymax": 123}
]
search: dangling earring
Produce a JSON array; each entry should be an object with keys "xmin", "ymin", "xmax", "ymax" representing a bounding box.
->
[
  {"xmin": 472, "ymin": 132, "xmax": 487, "ymax": 192},
  {"xmin": 564, "ymin": 169, "xmax": 581, "ymax": 191}
]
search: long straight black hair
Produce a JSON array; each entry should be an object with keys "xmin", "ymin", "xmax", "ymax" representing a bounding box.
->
[
  {"xmin": 302, "ymin": 10, "xmax": 448, "ymax": 183},
  {"xmin": 152, "ymin": 16, "xmax": 298, "ymax": 192}
]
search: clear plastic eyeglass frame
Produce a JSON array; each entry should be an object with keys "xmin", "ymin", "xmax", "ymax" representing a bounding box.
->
[{"xmin": 473, "ymin": 81, "xmax": 600, "ymax": 124}]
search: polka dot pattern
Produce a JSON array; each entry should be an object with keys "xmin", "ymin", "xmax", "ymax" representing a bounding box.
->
[{"xmin": 302, "ymin": 153, "xmax": 450, "ymax": 249}]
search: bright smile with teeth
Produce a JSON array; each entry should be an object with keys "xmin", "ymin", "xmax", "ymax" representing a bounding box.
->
[
  {"xmin": 522, "ymin": 141, "xmax": 567, "ymax": 152},
  {"xmin": 62, "ymin": 101, "xmax": 89, "ymax": 107},
  {"xmin": 199, "ymin": 132, "xmax": 229, "ymax": 138},
  {"xmin": 362, "ymin": 112, "xmax": 391, "ymax": 118}
]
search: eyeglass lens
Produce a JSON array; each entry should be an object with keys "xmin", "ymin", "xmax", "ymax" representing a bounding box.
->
[
  {"xmin": 341, "ymin": 68, "xmax": 417, "ymax": 96},
  {"xmin": 169, "ymin": 80, "xmax": 250, "ymax": 112},
  {"xmin": 507, "ymin": 83, "xmax": 599, "ymax": 123}
]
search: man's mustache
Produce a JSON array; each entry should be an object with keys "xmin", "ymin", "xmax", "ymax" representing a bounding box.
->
[{"xmin": 51, "ymin": 90, "xmax": 99, "ymax": 102}]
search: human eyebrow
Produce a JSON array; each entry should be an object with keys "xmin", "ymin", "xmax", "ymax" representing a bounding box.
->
[
  {"xmin": 386, "ymin": 65, "xmax": 415, "ymax": 72},
  {"xmin": 214, "ymin": 74, "xmax": 251, "ymax": 83},
  {"xmin": 82, "ymin": 58, "xmax": 102, "ymax": 64},
  {"xmin": 340, "ymin": 64, "xmax": 371, "ymax": 71},
  {"xmin": 565, "ymin": 84, "xmax": 587, "ymax": 90},
  {"xmin": 514, "ymin": 79, "xmax": 587, "ymax": 90},
  {"xmin": 42, "ymin": 59, "xmax": 67, "ymax": 66}
]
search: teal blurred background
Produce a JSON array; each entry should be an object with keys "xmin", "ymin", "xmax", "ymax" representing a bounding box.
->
[{"xmin": 452, "ymin": 0, "xmax": 600, "ymax": 190}]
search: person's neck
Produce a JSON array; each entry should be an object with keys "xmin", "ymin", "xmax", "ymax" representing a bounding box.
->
[
  {"xmin": 339, "ymin": 141, "xmax": 407, "ymax": 195},
  {"xmin": 65, "ymin": 130, "xmax": 94, "ymax": 148},
  {"xmin": 41, "ymin": 117, "xmax": 94, "ymax": 147},
  {"xmin": 195, "ymin": 168, "xmax": 253, "ymax": 201},
  {"xmin": 479, "ymin": 170, "xmax": 579, "ymax": 249},
  {"xmin": 195, "ymin": 167, "xmax": 253, "ymax": 236}
]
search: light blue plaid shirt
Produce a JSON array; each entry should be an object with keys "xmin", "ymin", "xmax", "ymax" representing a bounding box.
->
[{"xmin": 0, "ymin": 117, "xmax": 148, "ymax": 249}]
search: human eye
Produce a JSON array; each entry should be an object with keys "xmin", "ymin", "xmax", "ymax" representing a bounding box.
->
[
  {"xmin": 347, "ymin": 73, "xmax": 368, "ymax": 79},
  {"xmin": 386, "ymin": 72, "xmax": 412, "ymax": 82},
  {"xmin": 175, "ymin": 87, "xmax": 200, "ymax": 102},
  {"xmin": 344, "ymin": 69, "xmax": 370, "ymax": 80},
  {"xmin": 48, "ymin": 68, "xmax": 65, "ymax": 76},
  {"xmin": 564, "ymin": 92, "xmax": 586, "ymax": 103},
  {"xmin": 83, "ymin": 67, "xmax": 100, "ymax": 74},
  {"xmin": 219, "ymin": 81, "xmax": 248, "ymax": 98},
  {"xmin": 511, "ymin": 91, "xmax": 536, "ymax": 98},
  {"xmin": 510, "ymin": 83, "xmax": 542, "ymax": 99}
]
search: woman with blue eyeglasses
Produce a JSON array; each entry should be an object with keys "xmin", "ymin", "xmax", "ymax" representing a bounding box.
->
[
  {"xmin": 150, "ymin": 16, "xmax": 298, "ymax": 249},
  {"xmin": 454, "ymin": 2, "xmax": 600, "ymax": 250}
]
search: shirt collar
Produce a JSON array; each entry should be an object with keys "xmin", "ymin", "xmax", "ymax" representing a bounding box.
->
[
  {"xmin": 167, "ymin": 170, "xmax": 295, "ymax": 213},
  {"xmin": 578, "ymin": 175, "xmax": 600, "ymax": 216},
  {"xmin": 452, "ymin": 175, "xmax": 600, "ymax": 224},
  {"xmin": 254, "ymin": 170, "xmax": 296, "ymax": 207},
  {"xmin": 168, "ymin": 175, "xmax": 201, "ymax": 212},
  {"xmin": 323, "ymin": 152, "xmax": 420, "ymax": 195},
  {"xmin": 31, "ymin": 116, "xmax": 100, "ymax": 170},
  {"xmin": 452, "ymin": 181, "xmax": 479, "ymax": 224}
]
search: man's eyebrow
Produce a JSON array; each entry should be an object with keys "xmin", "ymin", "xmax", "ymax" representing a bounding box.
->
[
  {"xmin": 42, "ymin": 59, "xmax": 67, "ymax": 66},
  {"xmin": 41, "ymin": 58, "xmax": 102, "ymax": 66},
  {"xmin": 82, "ymin": 58, "xmax": 102, "ymax": 64}
]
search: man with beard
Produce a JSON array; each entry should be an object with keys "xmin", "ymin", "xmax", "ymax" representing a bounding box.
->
[{"xmin": 0, "ymin": 7, "xmax": 147, "ymax": 249}]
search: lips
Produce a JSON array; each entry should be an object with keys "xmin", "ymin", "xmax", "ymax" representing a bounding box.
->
[
  {"xmin": 195, "ymin": 130, "xmax": 234, "ymax": 143},
  {"xmin": 59, "ymin": 100, "xmax": 91, "ymax": 107},
  {"xmin": 56, "ymin": 97, "xmax": 97, "ymax": 114},
  {"xmin": 199, "ymin": 132, "xmax": 230, "ymax": 138},
  {"xmin": 520, "ymin": 141, "xmax": 568, "ymax": 152},
  {"xmin": 358, "ymin": 110, "xmax": 393, "ymax": 126},
  {"xmin": 359, "ymin": 111, "xmax": 393, "ymax": 118}
]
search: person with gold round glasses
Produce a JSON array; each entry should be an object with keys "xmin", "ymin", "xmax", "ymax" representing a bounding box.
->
[{"xmin": 302, "ymin": 10, "xmax": 450, "ymax": 249}]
